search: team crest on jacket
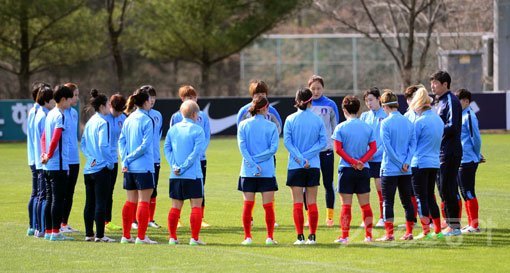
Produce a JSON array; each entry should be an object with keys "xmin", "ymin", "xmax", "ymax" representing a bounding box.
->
[{"xmin": 321, "ymin": 108, "xmax": 328, "ymax": 115}]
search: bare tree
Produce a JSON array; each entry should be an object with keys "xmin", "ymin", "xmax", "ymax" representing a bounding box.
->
[
  {"xmin": 106, "ymin": 0, "xmax": 131, "ymax": 91},
  {"xmin": 314, "ymin": 0, "xmax": 447, "ymax": 87}
]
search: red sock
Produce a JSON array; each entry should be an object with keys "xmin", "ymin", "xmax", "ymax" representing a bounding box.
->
[
  {"xmin": 361, "ymin": 203, "xmax": 374, "ymax": 237},
  {"xmin": 420, "ymin": 217, "xmax": 431, "ymax": 234},
  {"xmin": 149, "ymin": 197, "xmax": 156, "ymax": 222},
  {"xmin": 458, "ymin": 198, "xmax": 463, "ymax": 220},
  {"xmin": 385, "ymin": 221, "xmax": 394, "ymax": 237},
  {"xmin": 432, "ymin": 217, "xmax": 441, "ymax": 234},
  {"xmin": 361, "ymin": 204, "xmax": 373, "ymax": 238},
  {"xmin": 242, "ymin": 201, "xmax": 255, "ymax": 239},
  {"xmin": 263, "ymin": 202, "xmax": 275, "ymax": 239},
  {"xmin": 293, "ymin": 203, "xmax": 304, "ymax": 235},
  {"xmin": 122, "ymin": 201, "xmax": 136, "ymax": 239},
  {"xmin": 377, "ymin": 190, "xmax": 383, "ymax": 219},
  {"xmin": 405, "ymin": 221, "xmax": 414, "ymax": 235},
  {"xmin": 136, "ymin": 201, "xmax": 150, "ymax": 240},
  {"xmin": 411, "ymin": 196, "xmax": 418, "ymax": 219},
  {"xmin": 190, "ymin": 207, "xmax": 202, "ymax": 240},
  {"xmin": 307, "ymin": 203, "xmax": 318, "ymax": 235},
  {"xmin": 340, "ymin": 204, "xmax": 352, "ymax": 239},
  {"xmin": 167, "ymin": 208, "xmax": 180, "ymax": 239},
  {"xmin": 469, "ymin": 198, "xmax": 479, "ymax": 228}
]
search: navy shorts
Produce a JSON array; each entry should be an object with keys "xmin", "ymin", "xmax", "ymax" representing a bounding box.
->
[
  {"xmin": 368, "ymin": 162, "xmax": 381, "ymax": 178},
  {"xmin": 238, "ymin": 177, "xmax": 278, "ymax": 193},
  {"xmin": 169, "ymin": 178, "xmax": 203, "ymax": 200},
  {"xmin": 338, "ymin": 167, "xmax": 371, "ymax": 194},
  {"xmin": 123, "ymin": 172, "xmax": 155, "ymax": 190},
  {"xmin": 286, "ymin": 168, "xmax": 321, "ymax": 187}
]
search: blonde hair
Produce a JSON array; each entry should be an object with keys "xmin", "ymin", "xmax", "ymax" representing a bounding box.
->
[{"xmin": 409, "ymin": 87, "xmax": 432, "ymax": 112}]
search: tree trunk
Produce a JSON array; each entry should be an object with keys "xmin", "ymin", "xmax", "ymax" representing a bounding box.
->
[
  {"xmin": 18, "ymin": 0, "xmax": 30, "ymax": 98},
  {"xmin": 201, "ymin": 63, "xmax": 210, "ymax": 96},
  {"xmin": 110, "ymin": 36, "xmax": 124, "ymax": 91}
]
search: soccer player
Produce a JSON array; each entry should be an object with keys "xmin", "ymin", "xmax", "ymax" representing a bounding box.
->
[
  {"xmin": 237, "ymin": 95, "xmax": 279, "ymax": 245},
  {"xmin": 41, "ymin": 84, "xmax": 75, "ymax": 241},
  {"xmin": 377, "ymin": 90, "xmax": 416, "ymax": 241},
  {"xmin": 456, "ymin": 88, "xmax": 483, "ymax": 233},
  {"xmin": 103, "ymin": 94, "xmax": 127, "ymax": 231},
  {"xmin": 308, "ymin": 75, "xmax": 339, "ymax": 227},
  {"xmin": 33, "ymin": 84, "xmax": 54, "ymax": 238},
  {"xmin": 236, "ymin": 80, "xmax": 282, "ymax": 227},
  {"xmin": 359, "ymin": 87, "xmax": 387, "ymax": 228},
  {"xmin": 119, "ymin": 87, "xmax": 156, "ymax": 244},
  {"xmin": 332, "ymin": 95, "xmax": 376, "ymax": 244},
  {"xmin": 60, "ymin": 83, "xmax": 80, "ymax": 233},
  {"xmin": 165, "ymin": 100, "xmax": 206, "ymax": 246},
  {"xmin": 430, "ymin": 70, "xmax": 463, "ymax": 236},
  {"xmin": 170, "ymin": 85, "xmax": 211, "ymax": 227},
  {"xmin": 284, "ymin": 87, "xmax": 327, "ymax": 244},
  {"xmin": 409, "ymin": 88, "xmax": 444, "ymax": 239},
  {"xmin": 80, "ymin": 89, "xmax": 115, "ymax": 242}
]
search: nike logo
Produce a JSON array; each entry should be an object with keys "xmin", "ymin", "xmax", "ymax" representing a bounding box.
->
[{"xmin": 203, "ymin": 101, "xmax": 280, "ymax": 135}]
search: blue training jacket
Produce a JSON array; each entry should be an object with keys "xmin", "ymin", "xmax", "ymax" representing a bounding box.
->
[
  {"xmin": 43, "ymin": 107, "xmax": 69, "ymax": 171},
  {"xmin": 460, "ymin": 106, "xmax": 482, "ymax": 163},
  {"xmin": 118, "ymin": 108, "xmax": 154, "ymax": 173},
  {"xmin": 170, "ymin": 110, "xmax": 210, "ymax": 161},
  {"xmin": 284, "ymin": 108, "xmax": 327, "ymax": 170},
  {"xmin": 360, "ymin": 107, "xmax": 387, "ymax": 162},
  {"xmin": 103, "ymin": 113, "xmax": 127, "ymax": 164},
  {"xmin": 331, "ymin": 118, "xmax": 375, "ymax": 170},
  {"xmin": 33, "ymin": 107, "xmax": 49, "ymax": 170},
  {"xmin": 380, "ymin": 111, "xmax": 416, "ymax": 176},
  {"xmin": 26, "ymin": 103, "xmax": 40, "ymax": 166},
  {"xmin": 149, "ymin": 109, "xmax": 163, "ymax": 164},
  {"xmin": 411, "ymin": 109, "xmax": 444, "ymax": 169},
  {"xmin": 310, "ymin": 95, "xmax": 339, "ymax": 151},
  {"xmin": 164, "ymin": 118, "xmax": 205, "ymax": 180},
  {"xmin": 81, "ymin": 113, "xmax": 115, "ymax": 174},
  {"xmin": 436, "ymin": 91, "xmax": 463, "ymax": 158},
  {"xmin": 237, "ymin": 103, "xmax": 282, "ymax": 135},
  {"xmin": 237, "ymin": 114, "xmax": 279, "ymax": 178},
  {"xmin": 65, "ymin": 107, "xmax": 80, "ymax": 165}
]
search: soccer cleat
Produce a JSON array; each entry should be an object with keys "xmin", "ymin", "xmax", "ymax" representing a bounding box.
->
[
  {"xmin": 326, "ymin": 219, "xmax": 334, "ymax": 227},
  {"xmin": 60, "ymin": 225, "xmax": 78, "ymax": 233},
  {"xmin": 120, "ymin": 237, "xmax": 135, "ymax": 244},
  {"xmin": 414, "ymin": 232, "xmax": 429, "ymax": 240},
  {"xmin": 131, "ymin": 222, "xmax": 138, "ymax": 230},
  {"xmin": 375, "ymin": 235, "xmax": 395, "ymax": 242},
  {"xmin": 50, "ymin": 233, "xmax": 74, "ymax": 241},
  {"xmin": 334, "ymin": 237, "xmax": 349, "ymax": 244},
  {"xmin": 241, "ymin": 238, "xmax": 253, "ymax": 245},
  {"xmin": 85, "ymin": 236, "xmax": 95, "ymax": 242},
  {"xmin": 189, "ymin": 238, "xmax": 206, "ymax": 246},
  {"xmin": 265, "ymin": 238, "xmax": 278, "ymax": 245},
  {"xmin": 34, "ymin": 230, "xmax": 45, "ymax": 238},
  {"xmin": 95, "ymin": 236, "xmax": 116, "ymax": 243},
  {"xmin": 305, "ymin": 234, "xmax": 317, "ymax": 245},
  {"xmin": 400, "ymin": 233, "xmax": 414, "ymax": 241},
  {"xmin": 375, "ymin": 218, "xmax": 385, "ymax": 227},
  {"xmin": 135, "ymin": 236, "xmax": 158, "ymax": 244},
  {"xmin": 105, "ymin": 222, "xmax": 122, "ymax": 231},
  {"xmin": 435, "ymin": 232, "xmax": 445, "ymax": 239},
  {"xmin": 44, "ymin": 233, "xmax": 51, "ymax": 240},
  {"xmin": 168, "ymin": 238, "xmax": 179, "ymax": 245},
  {"xmin": 148, "ymin": 221, "xmax": 161, "ymax": 229},
  {"xmin": 293, "ymin": 239, "xmax": 306, "ymax": 245},
  {"xmin": 27, "ymin": 228, "xmax": 35, "ymax": 236},
  {"xmin": 363, "ymin": 236, "xmax": 373, "ymax": 243},
  {"xmin": 201, "ymin": 221, "xmax": 211, "ymax": 228},
  {"xmin": 442, "ymin": 228, "xmax": 462, "ymax": 237},
  {"xmin": 461, "ymin": 226, "xmax": 481, "ymax": 234}
]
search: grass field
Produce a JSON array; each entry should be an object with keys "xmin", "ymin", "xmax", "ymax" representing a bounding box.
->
[{"xmin": 1, "ymin": 135, "xmax": 510, "ymax": 272}]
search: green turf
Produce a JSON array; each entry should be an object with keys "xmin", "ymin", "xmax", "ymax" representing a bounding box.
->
[{"xmin": 1, "ymin": 135, "xmax": 509, "ymax": 272}]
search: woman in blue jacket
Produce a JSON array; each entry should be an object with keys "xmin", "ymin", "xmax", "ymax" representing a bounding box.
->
[
  {"xmin": 237, "ymin": 95, "xmax": 279, "ymax": 246},
  {"xmin": 81, "ymin": 89, "xmax": 115, "ymax": 242}
]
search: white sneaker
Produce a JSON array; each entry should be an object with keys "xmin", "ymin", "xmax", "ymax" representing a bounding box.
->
[
  {"xmin": 334, "ymin": 237, "xmax": 349, "ymax": 244},
  {"xmin": 293, "ymin": 239, "xmax": 305, "ymax": 245},
  {"xmin": 461, "ymin": 226, "xmax": 481, "ymax": 234},
  {"xmin": 135, "ymin": 236, "xmax": 158, "ymax": 244},
  {"xmin": 375, "ymin": 218, "xmax": 385, "ymax": 227},
  {"xmin": 189, "ymin": 238, "xmax": 206, "ymax": 245},
  {"xmin": 363, "ymin": 236, "xmax": 373, "ymax": 243},
  {"xmin": 120, "ymin": 237, "xmax": 135, "ymax": 244},
  {"xmin": 131, "ymin": 222, "xmax": 138, "ymax": 230},
  {"xmin": 148, "ymin": 221, "xmax": 161, "ymax": 229},
  {"xmin": 85, "ymin": 236, "xmax": 95, "ymax": 242},
  {"xmin": 60, "ymin": 225, "xmax": 78, "ymax": 233},
  {"xmin": 305, "ymin": 239, "xmax": 317, "ymax": 245},
  {"xmin": 95, "ymin": 236, "xmax": 116, "ymax": 243},
  {"xmin": 265, "ymin": 238, "xmax": 278, "ymax": 245},
  {"xmin": 168, "ymin": 238, "xmax": 179, "ymax": 245},
  {"xmin": 241, "ymin": 238, "xmax": 253, "ymax": 245}
]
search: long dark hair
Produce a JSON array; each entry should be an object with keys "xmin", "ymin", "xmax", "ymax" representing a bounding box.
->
[
  {"xmin": 248, "ymin": 95, "xmax": 269, "ymax": 116},
  {"xmin": 125, "ymin": 87, "xmax": 150, "ymax": 114},
  {"xmin": 294, "ymin": 87, "xmax": 313, "ymax": 110}
]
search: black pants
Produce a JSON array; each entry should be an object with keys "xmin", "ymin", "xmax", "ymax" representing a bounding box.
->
[
  {"xmin": 381, "ymin": 175, "xmax": 415, "ymax": 222},
  {"xmin": 319, "ymin": 151, "xmax": 335, "ymax": 209},
  {"xmin": 151, "ymin": 163, "xmax": 161, "ymax": 198},
  {"xmin": 62, "ymin": 164, "xmax": 79, "ymax": 225},
  {"xmin": 28, "ymin": 165, "xmax": 38, "ymax": 229},
  {"xmin": 412, "ymin": 168, "xmax": 440, "ymax": 219},
  {"xmin": 458, "ymin": 162, "xmax": 478, "ymax": 201},
  {"xmin": 36, "ymin": 170, "xmax": 47, "ymax": 232},
  {"xmin": 438, "ymin": 155, "xmax": 461, "ymax": 229},
  {"xmin": 201, "ymin": 160, "xmax": 207, "ymax": 207},
  {"xmin": 84, "ymin": 168, "xmax": 110, "ymax": 238},
  {"xmin": 105, "ymin": 163, "xmax": 118, "ymax": 222},
  {"xmin": 45, "ymin": 170, "xmax": 67, "ymax": 231}
]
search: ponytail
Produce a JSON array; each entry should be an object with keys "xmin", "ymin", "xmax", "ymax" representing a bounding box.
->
[
  {"xmin": 294, "ymin": 87, "xmax": 313, "ymax": 110},
  {"xmin": 248, "ymin": 96, "xmax": 269, "ymax": 116},
  {"xmin": 125, "ymin": 95, "xmax": 136, "ymax": 115}
]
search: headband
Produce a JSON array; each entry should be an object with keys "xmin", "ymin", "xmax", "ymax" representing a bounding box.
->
[
  {"xmin": 382, "ymin": 101, "xmax": 398, "ymax": 106},
  {"xmin": 303, "ymin": 96, "xmax": 313, "ymax": 105}
]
